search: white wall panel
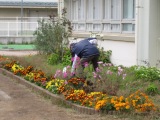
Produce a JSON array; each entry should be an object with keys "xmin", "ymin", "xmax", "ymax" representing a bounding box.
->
[{"xmin": 98, "ymin": 40, "xmax": 136, "ymax": 66}]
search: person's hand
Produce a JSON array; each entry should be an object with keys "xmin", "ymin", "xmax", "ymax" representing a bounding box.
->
[{"xmin": 70, "ymin": 72, "xmax": 75, "ymax": 78}]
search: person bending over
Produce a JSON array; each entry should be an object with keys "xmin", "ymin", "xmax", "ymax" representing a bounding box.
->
[{"xmin": 70, "ymin": 38, "xmax": 100, "ymax": 78}]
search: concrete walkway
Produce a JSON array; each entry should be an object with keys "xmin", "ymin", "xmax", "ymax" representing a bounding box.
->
[{"xmin": 0, "ymin": 50, "xmax": 38, "ymax": 56}]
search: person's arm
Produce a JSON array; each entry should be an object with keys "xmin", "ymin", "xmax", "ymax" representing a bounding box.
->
[{"xmin": 71, "ymin": 54, "xmax": 78, "ymax": 74}]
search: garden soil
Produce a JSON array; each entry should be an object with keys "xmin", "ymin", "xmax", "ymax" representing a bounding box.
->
[{"xmin": 0, "ymin": 50, "xmax": 117, "ymax": 120}]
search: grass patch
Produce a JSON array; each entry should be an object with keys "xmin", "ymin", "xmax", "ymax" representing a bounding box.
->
[{"xmin": 7, "ymin": 54, "xmax": 64, "ymax": 77}]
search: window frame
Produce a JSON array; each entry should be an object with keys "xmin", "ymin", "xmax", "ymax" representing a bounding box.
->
[{"xmin": 69, "ymin": 0, "xmax": 135, "ymax": 33}]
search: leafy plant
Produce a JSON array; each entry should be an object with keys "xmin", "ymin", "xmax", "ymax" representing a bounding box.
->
[
  {"xmin": 47, "ymin": 53, "xmax": 59, "ymax": 65},
  {"xmin": 98, "ymin": 47, "xmax": 112, "ymax": 63},
  {"xmin": 61, "ymin": 47, "xmax": 72, "ymax": 66},
  {"xmin": 146, "ymin": 83, "xmax": 159, "ymax": 96},
  {"xmin": 131, "ymin": 66, "xmax": 160, "ymax": 81}
]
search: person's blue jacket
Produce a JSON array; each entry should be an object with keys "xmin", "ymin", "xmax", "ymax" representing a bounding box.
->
[{"xmin": 71, "ymin": 39, "xmax": 99, "ymax": 58}]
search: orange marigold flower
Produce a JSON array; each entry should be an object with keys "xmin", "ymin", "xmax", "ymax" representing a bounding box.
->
[
  {"xmin": 126, "ymin": 105, "xmax": 130, "ymax": 109},
  {"xmin": 116, "ymin": 107, "xmax": 120, "ymax": 111}
]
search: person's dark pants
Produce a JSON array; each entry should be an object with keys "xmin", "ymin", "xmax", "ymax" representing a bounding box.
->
[
  {"xmin": 81, "ymin": 55, "xmax": 99, "ymax": 71},
  {"xmin": 76, "ymin": 55, "xmax": 99, "ymax": 78}
]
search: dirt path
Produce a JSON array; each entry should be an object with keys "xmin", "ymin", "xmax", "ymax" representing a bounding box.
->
[
  {"xmin": 0, "ymin": 72, "xmax": 119, "ymax": 120},
  {"xmin": 0, "ymin": 50, "xmax": 38, "ymax": 56}
]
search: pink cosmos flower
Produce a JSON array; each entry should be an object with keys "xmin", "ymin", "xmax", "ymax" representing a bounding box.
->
[
  {"xmin": 96, "ymin": 67, "xmax": 101, "ymax": 72},
  {"xmin": 63, "ymin": 72, "xmax": 67, "ymax": 78},
  {"xmin": 84, "ymin": 62, "xmax": 89, "ymax": 67},
  {"xmin": 107, "ymin": 70, "xmax": 113, "ymax": 75},
  {"xmin": 98, "ymin": 61, "xmax": 103, "ymax": 64},
  {"xmin": 93, "ymin": 72, "xmax": 97, "ymax": 78},
  {"xmin": 123, "ymin": 74, "xmax": 127, "ymax": 79},
  {"xmin": 66, "ymin": 65, "xmax": 70, "ymax": 69},
  {"xmin": 65, "ymin": 80, "xmax": 68, "ymax": 85}
]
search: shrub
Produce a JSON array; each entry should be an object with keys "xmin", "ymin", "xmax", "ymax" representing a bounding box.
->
[
  {"xmin": 146, "ymin": 83, "xmax": 159, "ymax": 96},
  {"xmin": 47, "ymin": 53, "xmax": 59, "ymax": 65},
  {"xmin": 34, "ymin": 8, "xmax": 72, "ymax": 63},
  {"xmin": 99, "ymin": 47, "xmax": 112, "ymax": 63}
]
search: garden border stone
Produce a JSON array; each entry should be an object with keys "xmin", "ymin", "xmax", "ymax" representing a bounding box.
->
[
  {"xmin": 0, "ymin": 68, "xmax": 160, "ymax": 117},
  {"xmin": 0, "ymin": 68, "xmax": 100, "ymax": 115}
]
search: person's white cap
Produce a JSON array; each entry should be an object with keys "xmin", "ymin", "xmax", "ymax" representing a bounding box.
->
[{"xmin": 89, "ymin": 39, "xmax": 97, "ymax": 46}]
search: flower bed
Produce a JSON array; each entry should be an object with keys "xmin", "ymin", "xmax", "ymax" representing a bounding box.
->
[{"xmin": 0, "ymin": 55, "xmax": 159, "ymax": 115}]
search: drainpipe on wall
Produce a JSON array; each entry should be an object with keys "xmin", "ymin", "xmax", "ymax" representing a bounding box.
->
[{"xmin": 135, "ymin": 0, "xmax": 140, "ymax": 65}]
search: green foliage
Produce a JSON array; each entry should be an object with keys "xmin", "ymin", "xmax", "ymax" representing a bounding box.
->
[
  {"xmin": 98, "ymin": 47, "xmax": 112, "ymax": 63},
  {"xmin": 62, "ymin": 47, "xmax": 72, "ymax": 66},
  {"xmin": 33, "ymin": 8, "xmax": 72, "ymax": 62},
  {"xmin": 47, "ymin": 47, "xmax": 72, "ymax": 66},
  {"xmin": 146, "ymin": 83, "xmax": 159, "ymax": 96},
  {"xmin": 33, "ymin": 19, "xmax": 62, "ymax": 54},
  {"xmin": 131, "ymin": 66, "xmax": 160, "ymax": 81},
  {"xmin": 47, "ymin": 53, "xmax": 59, "ymax": 65},
  {"xmin": 101, "ymin": 102, "xmax": 115, "ymax": 112}
]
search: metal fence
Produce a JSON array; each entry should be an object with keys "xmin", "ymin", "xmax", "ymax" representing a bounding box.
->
[{"xmin": 0, "ymin": 17, "xmax": 49, "ymax": 37}]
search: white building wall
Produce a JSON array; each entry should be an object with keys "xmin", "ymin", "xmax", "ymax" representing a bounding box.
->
[
  {"xmin": 98, "ymin": 40, "xmax": 136, "ymax": 66},
  {"xmin": 71, "ymin": 37, "xmax": 136, "ymax": 67}
]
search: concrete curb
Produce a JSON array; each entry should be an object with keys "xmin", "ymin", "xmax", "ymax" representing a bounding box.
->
[
  {"xmin": 0, "ymin": 68, "xmax": 100, "ymax": 115},
  {"xmin": 0, "ymin": 68, "xmax": 160, "ymax": 116}
]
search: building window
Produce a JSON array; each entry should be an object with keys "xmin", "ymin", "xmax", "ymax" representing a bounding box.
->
[
  {"xmin": 71, "ymin": 0, "xmax": 85, "ymax": 21},
  {"xmin": 123, "ymin": 0, "xmax": 135, "ymax": 19},
  {"xmin": 86, "ymin": 0, "xmax": 93, "ymax": 20},
  {"xmin": 70, "ymin": 0, "xmax": 135, "ymax": 33},
  {"xmin": 111, "ymin": 0, "xmax": 121, "ymax": 20},
  {"xmin": 122, "ymin": 23, "xmax": 135, "ymax": 32},
  {"xmin": 78, "ymin": 0, "xmax": 85, "ymax": 20},
  {"xmin": 86, "ymin": 0, "xmax": 101, "ymax": 20}
]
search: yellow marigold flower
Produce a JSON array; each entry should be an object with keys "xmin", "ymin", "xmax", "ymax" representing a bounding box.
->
[
  {"xmin": 114, "ymin": 104, "xmax": 119, "ymax": 107},
  {"xmin": 55, "ymin": 82, "xmax": 58, "ymax": 87},
  {"xmin": 129, "ymin": 94, "xmax": 134, "ymax": 98},
  {"xmin": 119, "ymin": 96, "xmax": 124, "ymax": 102},
  {"xmin": 132, "ymin": 100, "xmax": 136, "ymax": 107},
  {"xmin": 89, "ymin": 101, "xmax": 93, "ymax": 106},
  {"xmin": 95, "ymin": 100, "xmax": 106, "ymax": 110},
  {"xmin": 126, "ymin": 105, "xmax": 130, "ymax": 109},
  {"xmin": 125, "ymin": 101, "xmax": 129, "ymax": 105},
  {"xmin": 46, "ymin": 81, "xmax": 53, "ymax": 89},
  {"xmin": 74, "ymin": 90, "xmax": 84, "ymax": 93},
  {"xmin": 12, "ymin": 64, "xmax": 24, "ymax": 72},
  {"xmin": 145, "ymin": 95, "xmax": 149, "ymax": 99},
  {"xmin": 111, "ymin": 99, "xmax": 115, "ymax": 104},
  {"xmin": 116, "ymin": 107, "xmax": 120, "ymax": 111}
]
